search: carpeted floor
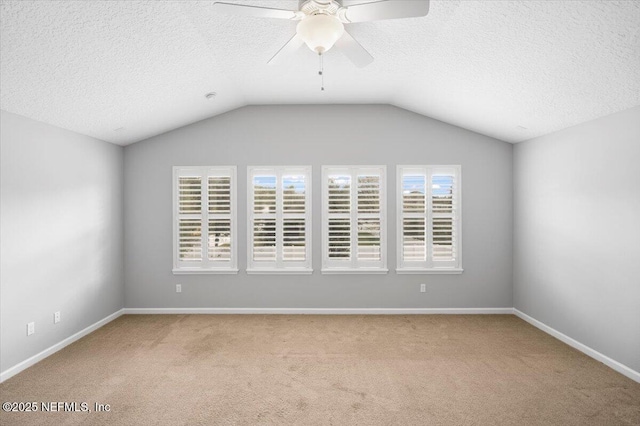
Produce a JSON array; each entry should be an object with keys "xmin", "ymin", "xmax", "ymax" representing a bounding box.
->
[{"xmin": 1, "ymin": 314, "xmax": 639, "ymax": 425}]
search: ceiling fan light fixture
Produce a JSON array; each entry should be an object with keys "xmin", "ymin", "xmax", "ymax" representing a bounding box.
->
[{"xmin": 296, "ymin": 14, "xmax": 344, "ymax": 54}]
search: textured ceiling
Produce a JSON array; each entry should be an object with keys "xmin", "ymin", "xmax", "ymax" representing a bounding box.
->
[{"xmin": 1, "ymin": 0, "xmax": 639, "ymax": 146}]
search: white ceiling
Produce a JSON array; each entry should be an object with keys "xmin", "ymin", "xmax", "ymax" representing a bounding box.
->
[{"xmin": 1, "ymin": 0, "xmax": 639, "ymax": 146}]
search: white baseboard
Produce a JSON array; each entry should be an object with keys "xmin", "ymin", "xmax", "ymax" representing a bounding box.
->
[
  {"xmin": 0, "ymin": 309, "xmax": 124, "ymax": 383},
  {"xmin": 514, "ymin": 309, "xmax": 640, "ymax": 383},
  {"xmin": 123, "ymin": 307, "xmax": 514, "ymax": 315}
]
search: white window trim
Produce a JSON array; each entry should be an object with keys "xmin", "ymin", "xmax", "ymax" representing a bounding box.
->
[
  {"xmin": 246, "ymin": 268, "xmax": 313, "ymax": 275},
  {"xmin": 396, "ymin": 165, "xmax": 463, "ymax": 274},
  {"xmin": 172, "ymin": 166, "xmax": 238, "ymax": 274},
  {"xmin": 396, "ymin": 268, "xmax": 463, "ymax": 275},
  {"xmin": 321, "ymin": 165, "xmax": 388, "ymax": 274},
  {"xmin": 247, "ymin": 166, "xmax": 313, "ymax": 274},
  {"xmin": 173, "ymin": 268, "xmax": 240, "ymax": 275},
  {"xmin": 321, "ymin": 268, "xmax": 389, "ymax": 275}
]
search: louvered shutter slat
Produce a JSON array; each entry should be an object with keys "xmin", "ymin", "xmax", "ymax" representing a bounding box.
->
[
  {"xmin": 179, "ymin": 177, "xmax": 202, "ymax": 214},
  {"xmin": 328, "ymin": 218, "xmax": 351, "ymax": 259},
  {"xmin": 357, "ymin": 176, "xmax": 380, "ymax": 214},
  {"xmin": 357, "ymin": 218, "xmax": 381, "ymax": 261},
  {"xmin": 253, "ymin": 175, "xmax": 277, "ymax": 214},
  {"xmin": 208, "ymin": 218, "xmax": 231, "ymax": 261},
  {"xmin": 283, "ymin": 175, "xmax": 306, "ymax": 215},
  {"xmin": 402, "ymin": 174, "xmax": 426, "ymax": 214},
  {"xmin": 208, "ymin": 177, "xmax": 231, "ymax": 214},
  {"xmin": 283, "ymin": 218, "xmax": 306, "ymax": 261},
  {"xmin": 253, "ymin": 218, "xmax": 276, "ymax": 261},
  {"xmin": 328, "ymin": 176, "xmax": 351, "ymax": 212},
  {"xmin": 403, "ymin": 217, "xmax": 426, "ymax": 261},
  {"xmin": 178, "ymin": 218, "xmax": 202, "ymax": 261}
]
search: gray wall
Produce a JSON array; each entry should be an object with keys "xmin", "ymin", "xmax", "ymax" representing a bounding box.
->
[
  {"xmin": 0, "ymin": 111, "xmax": 124, "ymax": 372},
  {"xmin": 514, "ymin": 106, "xmax": 640, "ymax": 372},
  {"xmin": 124, "ymin": 105, "xmax": 513, "ymax": 309}
]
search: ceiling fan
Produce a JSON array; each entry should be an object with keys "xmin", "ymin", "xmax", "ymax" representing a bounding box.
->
[{"xmin": 212, "ymin": 0, "xmax": 430, "ymax": 67}]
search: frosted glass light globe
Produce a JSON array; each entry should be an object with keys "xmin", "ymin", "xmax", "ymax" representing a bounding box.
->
[{"xmin": 296, "ymin": 14, "xmax": 345, "ymax": 54}]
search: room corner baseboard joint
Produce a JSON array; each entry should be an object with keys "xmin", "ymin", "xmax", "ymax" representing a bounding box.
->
[
  {"xmin": 513, "ymin": 309, "xmax": 640, "ymax": 384},
  {"xmin": 0, "ymin": 309, "xmax": 124, "ymax": 384}
]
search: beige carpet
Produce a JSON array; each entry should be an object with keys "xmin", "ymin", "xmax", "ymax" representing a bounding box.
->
[{"xmin": 1, "ymin": 314, "xmax": 639, "ymax": 425}]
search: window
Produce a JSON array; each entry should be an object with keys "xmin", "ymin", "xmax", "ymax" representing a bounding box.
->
[
  {"xmin": 397, "ymin": 165, "xmax": 462, "ymax": 274},
  {"xmin": 247, "ymin": 166, "xmax": 312, "ymax": 274},
  {"xmin": 173, "ymin": 166, "xmax": 238, "ymax": 274},
  {"xmin": 322, "ymin": 166, "xmax": 387, "ymax": 274}
]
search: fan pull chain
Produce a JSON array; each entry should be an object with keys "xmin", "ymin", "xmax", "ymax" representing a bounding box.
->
[{"xmin": 318, "ymin": 52, "xmax": 325, "ymax": 91}]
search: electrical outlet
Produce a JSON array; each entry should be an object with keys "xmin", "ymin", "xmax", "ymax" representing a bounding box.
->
[
  {"xmin": 420, "ymin": 284, "xmax": 426, "ymax": 293},
  {"xmin": 27, "ymin": 322, "xmax": 35, "ymax": 336},
  {"xmin": 54, "ymin": 311, "xmax": 61, "ymax": 324},
  {"xmin": 176, "ymin": 284, "xmax": 182, "ymax": 293}
]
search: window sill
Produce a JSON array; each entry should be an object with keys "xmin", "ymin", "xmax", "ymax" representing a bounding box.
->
[
  {"xmin": 246, "ymin": 268, "xmax": 313, "ymax": 275},
  {"xmin": 172, "ymin": 268, "xmax": 239, "ymax": 275},
  {"xmin": 396, "ymin": 268, "xmax": 464, "ymax": 275},
  {"xmin": 321, "ymin": 268, "xmax": 389, "ymax": 275}
]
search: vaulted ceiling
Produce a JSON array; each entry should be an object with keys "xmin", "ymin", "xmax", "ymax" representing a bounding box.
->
[{"xmin": 1, "ymin": 0, "xmax": 639, "ymax": 146}]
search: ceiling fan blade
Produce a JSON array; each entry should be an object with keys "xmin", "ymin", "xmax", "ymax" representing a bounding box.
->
[
  {"xmin": 334, "ymin": 30, "xmax": 374, "ymax": 68},
  {"xmin": 268, "ymin": 34, "xmax": 305, "ymax": 65},
  {"xmin": 342, "ymin": 0, "xmax": 430, "ymax": 23},
  {"xmin": 212, "ymin": 2, "xmax": 300, "ymax": 20}
]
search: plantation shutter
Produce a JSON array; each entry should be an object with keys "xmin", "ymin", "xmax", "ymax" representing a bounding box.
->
[
  {"xmin": 430, "ymin": 168, "xmax": 458, "ymax": 268},
  {"xmin": 282, "ymin": 174, "xmax": 307, "ymax": 262},
  {"xmin": 357, "ymin": 174, "xmax": 382, "ymax": 263},
  {"xmin": 248, "ymin": 167, "xmax": 312, "ymax": 272},
  {"xmin": 323, "ymin": 166, "xmax": 386, "ymax": 272},
  {"xmin": 399, "ymin": 168, "xmax": 428, "ymax": 268},
  {"xmin": 177, "ymin": 176, "xmax": 203, "ymax": 263},
  {"xmin": 252, "ymin": 173, "xmax": 277, "ymax": 263},
  {"xmin": 397, "ymin": 166, "xmax": 461, "ymax": 271},
  {"xmin": 327, "ymin": 174, "xmax": 352, "ymax": 261},
  {"xmin": 173, "ymin": 167, "xmax": 237, "ymax": 273},
  {"xmin": 207, "ymin": 174, "xmax": 232, "ymax": 262}
]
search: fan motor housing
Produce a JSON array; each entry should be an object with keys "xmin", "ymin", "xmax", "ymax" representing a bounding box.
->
[{"xmin": 299, "ymin": 0, "xmax": 342, "ymax": 16}]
